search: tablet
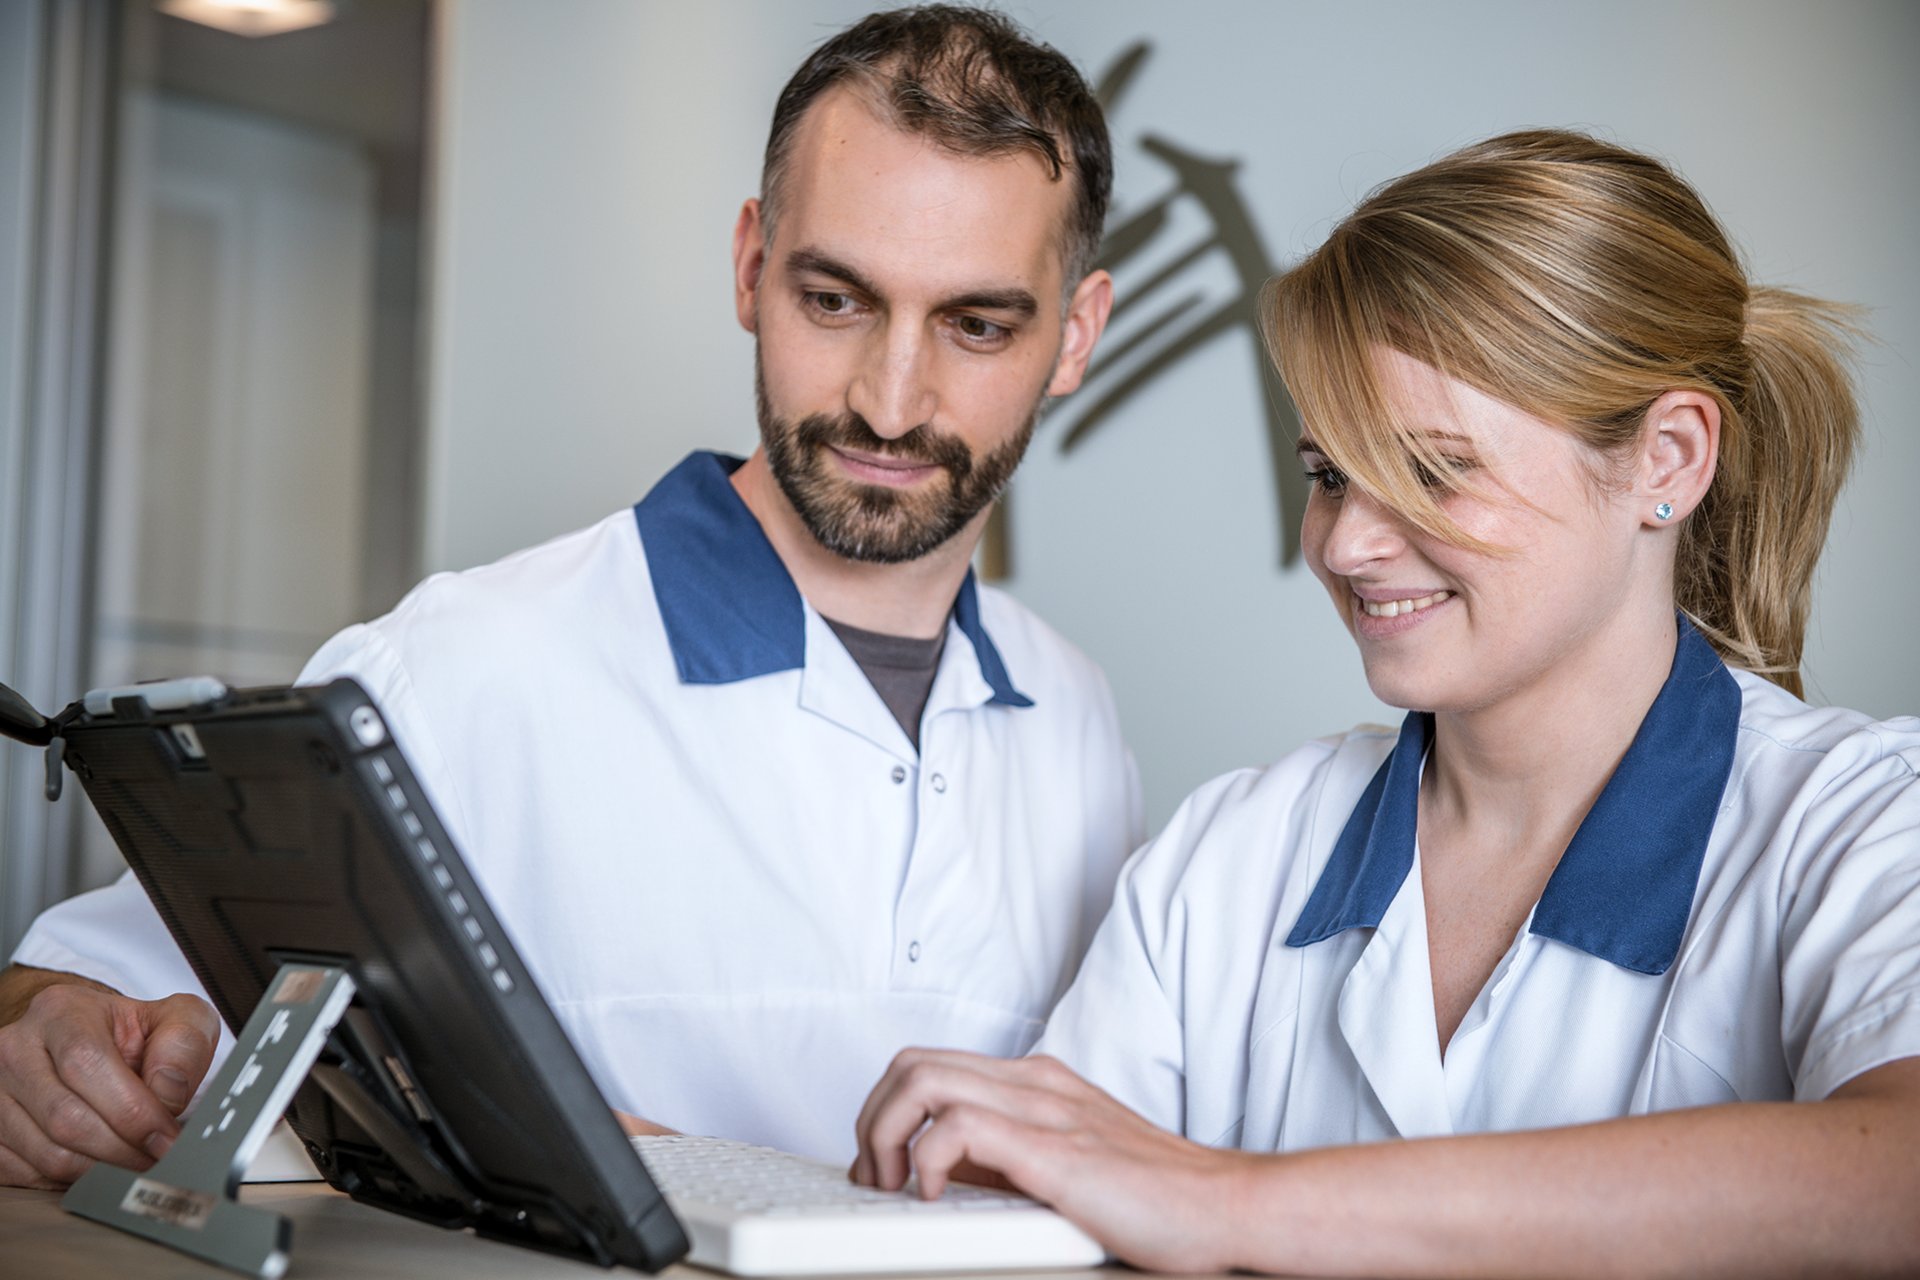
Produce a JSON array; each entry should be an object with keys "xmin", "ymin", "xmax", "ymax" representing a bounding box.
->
[{"xmin": 53, "ymin": 675, "xmax": 688, "ymax": 1271}]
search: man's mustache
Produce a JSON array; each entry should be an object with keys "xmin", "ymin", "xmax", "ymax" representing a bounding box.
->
[{"xmin": 791, "ymin": 413, "xmax": 974, "ymax": 480}]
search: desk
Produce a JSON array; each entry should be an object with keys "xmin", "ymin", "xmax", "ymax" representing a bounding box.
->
[{"xmin": 0, "ymin": 1184, "xmax": 1166, "ymax": 1280}]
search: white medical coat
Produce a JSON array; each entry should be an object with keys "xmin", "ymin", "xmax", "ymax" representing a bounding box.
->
[
  {"xmin": 16, "ymin": 452, "xmax": 1144, "ymax": 1161},
  {"xmin": 1036, "ymin": 622, "xmax": 1920, "ymax": 1148}
]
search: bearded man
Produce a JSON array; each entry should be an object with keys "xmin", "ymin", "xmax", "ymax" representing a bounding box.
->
[{"xmin": 0, "ymin": 5, "xmax": 1139, "ymax": 1185}]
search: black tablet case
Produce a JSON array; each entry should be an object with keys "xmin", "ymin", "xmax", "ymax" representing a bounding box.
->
[{"xmin": 58, "ymin": 677, "xmax": 688, "ymax": 1271}]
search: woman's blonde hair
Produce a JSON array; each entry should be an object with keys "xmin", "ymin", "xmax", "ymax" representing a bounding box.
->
[{"xmin": 1264, "ymin": 129, "xmax": 1863, "ymax": 696}]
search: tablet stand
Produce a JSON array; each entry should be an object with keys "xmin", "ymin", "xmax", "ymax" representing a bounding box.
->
[{"xmin": 63, "ymin": 962, "xmax": 356, "ymax": 1280}]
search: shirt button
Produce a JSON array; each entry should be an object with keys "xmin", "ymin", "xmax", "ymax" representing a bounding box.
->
[
  {"xmin": 890, "ymin": 765, "xmax": 907, "ymax": 785},
  {"xmin": 929, "ymin": 773, "xmax": 946, "ymax": 793},
  {"xmin": 907, "ymin": 941, "xmax": 922, "ymax": 962}
]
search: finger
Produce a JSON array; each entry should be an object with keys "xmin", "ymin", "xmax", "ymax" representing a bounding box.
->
[
  {"xmin": 138, "ymin": 995, "xmax": 219, "ymax": 1115},
  {"xmin": 908, "ymin": 1103, "xmax": 1047, "ymax": 1202},
  {"xmin": 40, "ymin": 1010, "xmax": 182, "ymax": 1158},
  {"xmin": 864, "ymin": 1056, "xmax": 1043, "ymax": 1192},
  {"xmin": 614, "ymin": 1109, "xmax": 677, "ymax": 1138},
  {"xmin": 948, "ymin": 1157, "xmax": 1018, "ymax": 1191},
  {"xmin": 0, "ymin": 1137, "xmax": 64, "ymax": 1190},
  {"xmin": 0, "ymin": 1090, "xmax": 120, "ymax": 1188},
  {"xmin": 852, "ymin": 1048, "xmax": 970, "ymax": 1187}
]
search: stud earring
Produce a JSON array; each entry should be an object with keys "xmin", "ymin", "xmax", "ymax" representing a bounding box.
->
[{"xmin": 1655, "ymin": 502, "xmax": 1675, "ymax": 521}]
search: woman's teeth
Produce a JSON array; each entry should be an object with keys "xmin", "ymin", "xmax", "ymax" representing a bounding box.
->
[{"xmin": 1360, "ymin": 591, "xmax": 1452, "ymax": 618}]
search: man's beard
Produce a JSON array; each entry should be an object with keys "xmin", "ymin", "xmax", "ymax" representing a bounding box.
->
[{"xmin": 755, "ymin": 355, "xmax": 1040, "ymax": 565}]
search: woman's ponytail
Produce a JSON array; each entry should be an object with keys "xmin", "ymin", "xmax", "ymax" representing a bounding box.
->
[{"xmin": 1678, "ymin": 289, "xmax": 1864, "ymax": 697}]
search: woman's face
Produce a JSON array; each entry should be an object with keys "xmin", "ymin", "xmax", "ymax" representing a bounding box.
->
[{"xmin": 1299, "ymin": 350, "xmax": 1654, "ymax": 716}]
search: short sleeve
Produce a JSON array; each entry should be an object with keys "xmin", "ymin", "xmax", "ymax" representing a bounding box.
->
[
  {"xmin": 1779, "ymin": 734, "xmax": 1920, "ymax": 1101},
  {"xmin": 1033, "ymin": 768, "xmax": 1270, "ymax": 1135},
  {"xmin": 1032, "ymin": 861, "xmax": 1188, "ymax": 1132}
]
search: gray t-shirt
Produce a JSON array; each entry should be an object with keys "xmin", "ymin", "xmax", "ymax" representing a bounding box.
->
[{"xmin": 822, "ymin": 614, "xmax": 947, "ymax": 751}]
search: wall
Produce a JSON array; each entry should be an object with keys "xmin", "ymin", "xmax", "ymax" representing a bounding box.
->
[
  {"xmin": 0, "ymin": 0, "xmax": 45, "ymax": 956},
  {"xmin": 425, "ymin": 0, "xmax": 1920, "ymax": 827}
]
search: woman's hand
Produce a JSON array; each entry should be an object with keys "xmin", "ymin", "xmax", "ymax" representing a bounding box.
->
[{"xmin": 851, "ymin": 1048, "xmax": 1252, "ymax": 1273}]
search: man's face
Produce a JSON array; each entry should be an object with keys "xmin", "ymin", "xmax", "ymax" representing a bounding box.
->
[{"xmin": 735, "ymin": 88, "xmax": 1103, "ymax": 564}]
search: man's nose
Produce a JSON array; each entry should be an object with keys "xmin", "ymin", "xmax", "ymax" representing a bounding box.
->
[
  {"xmin": 847, "ymin": 324, "xmax": 937, "ymax": 440},
  {"xmin": 1319, "ymin": 486, "xmax": 1407, "ymax": 575}
]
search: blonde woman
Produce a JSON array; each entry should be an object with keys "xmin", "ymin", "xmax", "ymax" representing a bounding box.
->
[{"xmin": 851, "ymin": 131, "xmax": 1920, "ymax": 1276}]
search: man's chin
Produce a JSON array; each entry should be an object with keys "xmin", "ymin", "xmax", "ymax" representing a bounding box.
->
[
  {"xmin": 803, "ymin": 502, "xmax": 971, "ymax": 565},
  {"xmin": 810, "ymin": 522, "xmax": 958, "ymax": 565}
]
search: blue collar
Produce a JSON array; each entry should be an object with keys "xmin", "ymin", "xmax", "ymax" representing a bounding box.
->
[
  {"xmin": 632, "ymin": 451, "xmax": 1032, "ymax": 707},
  {"xmin": 1285, "ymin": 618, "xmax": 1742, "ymax": 975}
]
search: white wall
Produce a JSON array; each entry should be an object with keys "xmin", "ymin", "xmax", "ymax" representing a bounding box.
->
[{"xmin": 426, "ymin": 0, "xmax": 1920, "ymax": 827}]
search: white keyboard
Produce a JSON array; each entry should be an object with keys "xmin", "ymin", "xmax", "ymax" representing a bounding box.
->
[{"xmin": 632, "ymin": 1135, "xmax": 1106, "ymax": 1275}]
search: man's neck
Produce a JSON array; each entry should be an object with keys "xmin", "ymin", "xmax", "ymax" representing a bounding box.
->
[{"xmin": 729, "ymin": 449, "xmax": 983, "ymax": 640}]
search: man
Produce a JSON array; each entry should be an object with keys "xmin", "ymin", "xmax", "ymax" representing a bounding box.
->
[{"xmin": 0, "ymin": 6, "xmax": 1139, "ymax": 1187}]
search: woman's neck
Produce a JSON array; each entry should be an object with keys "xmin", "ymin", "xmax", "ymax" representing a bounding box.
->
[{"xmin": 1422, "ymin": 602, "xmax": 1680, "ymax": 847}]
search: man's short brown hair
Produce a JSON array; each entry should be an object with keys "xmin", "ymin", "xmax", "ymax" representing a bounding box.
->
[{"xmin": 760, "ymin": 5, "xmax": 1112, "ymax": 287}]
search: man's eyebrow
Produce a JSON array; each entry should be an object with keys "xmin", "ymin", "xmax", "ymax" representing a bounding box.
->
[
  {"xmin": 939, "ymin": 288, "xmax": 1038, "ymax": 319},
  {"xmin": 785, "ymin": 248, "xmax": 880, "ymax": 299},
  {"xmin": 785, "ymin": 247, "xmax": 1038, "ymax": 320}
]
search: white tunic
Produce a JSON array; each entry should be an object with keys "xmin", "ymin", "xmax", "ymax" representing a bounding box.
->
[
  {"xmin": 1036, "ymin": 623, "xmax": 1920, "ymax": 1148},
  {"xmin": 16, "ymin": 452, "xmax": 1144, "ymax": 1162}
]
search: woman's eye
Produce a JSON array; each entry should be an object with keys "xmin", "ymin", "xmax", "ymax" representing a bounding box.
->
[
  {"xmin": 1304, "ymin": 466, "xmax": 1349, "ymax": 496},
  {"xmin": 1414, "ymin": 456, "xmax": 1474, "ymax": 490}
]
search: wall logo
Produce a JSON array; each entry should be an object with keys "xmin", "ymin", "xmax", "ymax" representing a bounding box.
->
[{"xmin": 986, "ymin": 42, "xmax": 1305, "ymax": 579}]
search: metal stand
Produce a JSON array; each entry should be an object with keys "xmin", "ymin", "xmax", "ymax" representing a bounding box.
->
[{"xmin": 63, "ymin": 962, "xmax": 356, "ymax": 1279}]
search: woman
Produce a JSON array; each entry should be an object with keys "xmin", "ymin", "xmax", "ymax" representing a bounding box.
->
[{"xmin": 850, "ymin": 131, "xmax": 1920, "ymax": 1276}]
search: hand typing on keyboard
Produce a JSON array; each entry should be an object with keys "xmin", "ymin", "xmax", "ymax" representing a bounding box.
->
[
  {"xmin": 851, "ymin": 1049, "xmax": 1245, "ymax": 1273},
  {"xmin": 628, "ymin": 1133, "xmax": 1106, "ymax": 1273},
  {"xmin": 634, "ymin": 1134, "xmax": 1038, "ymax": 1213}
]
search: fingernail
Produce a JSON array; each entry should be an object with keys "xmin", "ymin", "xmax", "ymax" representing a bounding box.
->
[
  {"xmin": 145, "ymin": 1131, "xmax": 174, "ymax": 1160},
  {"xmin": 151, "ymin": 1069, "xmax": 191, "ymax": 1111}
]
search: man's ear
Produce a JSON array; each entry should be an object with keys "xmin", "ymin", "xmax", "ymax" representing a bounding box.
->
[
  {"xmin": 1637, "ymin": 388, "xmax": 1721, "ymax": 527},
  {"xmin": 732, "ymin": 199, "xmax": 768, "ymax": 334},
  {"xmin": 1045, "ymin": 268, "xmax": 1114, "ymax": 397}
]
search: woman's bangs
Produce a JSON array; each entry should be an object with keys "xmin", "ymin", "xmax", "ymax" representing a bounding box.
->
[{"xmin": 1265, "ymin": 243, "xmax": 1493, "ymax": 550}]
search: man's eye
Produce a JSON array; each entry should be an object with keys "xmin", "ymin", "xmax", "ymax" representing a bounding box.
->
[
  {"xmin": 953, "ymin": 315, "xmax": 1011, "ymax": 345},
  {"xmin": 806, "ymin": 292, "xmax": 858, "ymax": 317}
]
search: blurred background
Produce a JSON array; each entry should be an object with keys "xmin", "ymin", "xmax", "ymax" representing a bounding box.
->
[{"xmin": 2, "ymin": 0, "xmax": 1915, "ymax": 956}]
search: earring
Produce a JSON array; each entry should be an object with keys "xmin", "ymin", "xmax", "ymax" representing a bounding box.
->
[{"xmin": 1655, "ymin": 502, "xmax": 1675, "ymax": 521}]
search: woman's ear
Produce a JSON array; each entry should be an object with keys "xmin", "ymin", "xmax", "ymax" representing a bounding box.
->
[{"xmin": 1637, "ymin": 389, "xmax": 1721, "ymax": 527}]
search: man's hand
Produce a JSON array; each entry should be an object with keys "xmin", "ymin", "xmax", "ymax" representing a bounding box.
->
[
  {"xmin": 613, "ymin": 1109, "xmax": 678, "ymax": 1138},
  {"xmin": 0, "ymin": 965, "xmax": 219, "ymax": 1189}
]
